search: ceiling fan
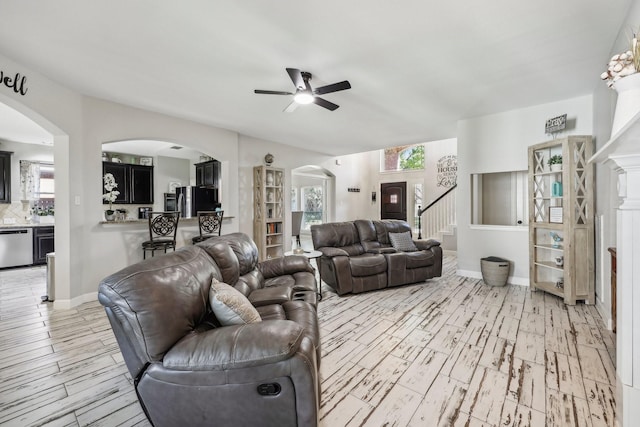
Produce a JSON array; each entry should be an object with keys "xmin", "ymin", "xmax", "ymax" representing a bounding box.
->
[{"xmin": 254, "ymin": 68, "xmax": 351, "ymax": 112}]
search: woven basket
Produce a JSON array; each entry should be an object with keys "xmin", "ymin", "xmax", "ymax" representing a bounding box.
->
[{"xmin": 480, "ymin": 256, "xmax": 510, "ymax": 287}]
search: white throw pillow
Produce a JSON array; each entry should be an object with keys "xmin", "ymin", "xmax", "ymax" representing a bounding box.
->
[
  {"xmin": 388, "ymin": 231, "xmax": 418, "ymax": 252},
  {"xmin": 209, "ymin": 279, "xmax": 261, "ymax": 326}
]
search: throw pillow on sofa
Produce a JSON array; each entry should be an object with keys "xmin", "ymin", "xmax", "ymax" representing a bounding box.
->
[
  {"xmin": 389, "ymin": 231, "xmax": 418, "ymax": 252},
  {"xmin": 209, "ymin": 278, "xmax": 262, "ymax": 326}
]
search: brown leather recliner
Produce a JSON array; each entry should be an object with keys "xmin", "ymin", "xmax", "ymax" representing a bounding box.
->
[
  {"xmin": 311, "ymin": 219, "xmax": 442, "ymax": 295},
  {"xmin": 356, "ymin": 219, "xmax": 442, "ymax": 287},
  {"xmin": 310, "ymin": 221, "xmax": 388, "ymax": 295},
  {"xmin": 98, "ymin": 233, "xmax": 320, "ymax": 427}
]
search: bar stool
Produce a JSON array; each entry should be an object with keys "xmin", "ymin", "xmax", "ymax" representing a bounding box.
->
[
  {"xmin": 192, "ymin": 210, "xmax": 224, "ymax": 244},
  {"xmin": 142, "ymin": 211, "xmax": 180, "ymax": 259}
]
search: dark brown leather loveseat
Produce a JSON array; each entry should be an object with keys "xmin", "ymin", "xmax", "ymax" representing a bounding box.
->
[
  {"xmin": 311, "ymin": 219, "xmax": 442, "ymax": 295},
  {"xmin": 98, "ymin": 232, "xmax": 320, "ymax": 427}
]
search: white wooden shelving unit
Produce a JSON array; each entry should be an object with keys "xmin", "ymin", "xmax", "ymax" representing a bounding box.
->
[
  {"xmin": 253, "ymin": 165, "xmax": 285, "ymax": 261},
  {"xmin": 528, "ymin": 135, "xmax": 594, "ymax": 305}
]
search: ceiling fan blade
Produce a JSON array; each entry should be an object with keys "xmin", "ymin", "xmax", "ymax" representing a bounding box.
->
[
  {"xmin": 313, "ymin": 80, "xmax": 351, "ymax": 95},
  {"xmin": 283, "ymin": 100, "xmax": 299, "ymax": 113},
  {"xmin": 313, "ymin": 97, "xmax": 339, "ymax": 111},
  {"xmin": 254, "ymin": 89, "xmax": 293, "ymax": 95},
  {"xmin": 286, "ymin": 68, "xmax": 306, "ymax": 90}
]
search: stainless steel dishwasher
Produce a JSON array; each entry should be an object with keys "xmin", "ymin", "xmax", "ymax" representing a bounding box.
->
[{"xmin": 0, "ymin": 228, "xmax": 33, "ymax": 268}]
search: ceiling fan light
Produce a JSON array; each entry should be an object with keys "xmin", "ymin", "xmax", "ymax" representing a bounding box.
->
[{"xmin": 294, "ymin": 92, "xmax": 314, "ymax": 105}]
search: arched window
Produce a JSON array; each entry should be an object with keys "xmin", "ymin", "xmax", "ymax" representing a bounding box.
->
[{"xmin": 381, "ymin": 144, "xmax": 425, "ymax": 172}]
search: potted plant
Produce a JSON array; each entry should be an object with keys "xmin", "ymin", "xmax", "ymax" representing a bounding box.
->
[
  {"xmin": 548, "ymin": 154, "xmax": 562, "ymax": 172},
  {"xmin": 102, "ymin": 173, "xmax": 120, "ymax": 221}
]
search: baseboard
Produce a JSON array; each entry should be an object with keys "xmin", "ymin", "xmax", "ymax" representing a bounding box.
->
[
  {"xmin": 53, "ymin": 292, "xmax": 98, "ymax": 310},
  {"xmin": 596, "ymin": 298, "xmax": 613, "ymax": 331},
  {"xmin": 443, "ymin": 249, "xmax": 457, "ymax": 256},
  {"xmin": 457, "ymin": 269, "xmax": 529, "ymax": 286}
]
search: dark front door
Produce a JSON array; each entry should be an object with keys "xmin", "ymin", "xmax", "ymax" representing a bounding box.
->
[{"xmin": 381, "ymin": 182, "xmax": 407, "ymax": 220}]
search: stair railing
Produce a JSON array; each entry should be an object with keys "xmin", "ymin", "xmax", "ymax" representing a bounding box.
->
[{"xmin": 417, "ymin": 184, "xmax": 457, "ymax": 239}]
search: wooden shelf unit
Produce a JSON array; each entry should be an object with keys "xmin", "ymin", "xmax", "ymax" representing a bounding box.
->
[
  {"xmin": 253, "ymin": 166, "xmax": 285, "ymax": 261},
  {"xmin": 528, "ymin": 136, "xmax": 594, "ymax": 305}
]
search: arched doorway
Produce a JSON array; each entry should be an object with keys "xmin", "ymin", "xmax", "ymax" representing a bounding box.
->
[
  {"xmin": 0, "ymin": 95, "xmax": 70, "ymax": 307},
  {"xmin": 291, "ymin": 165, "xmax": 335, "ymax": 249}
]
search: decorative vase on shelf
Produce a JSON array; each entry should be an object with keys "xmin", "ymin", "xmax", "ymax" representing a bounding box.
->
[
  {"xmin": 266, "ymin": 172, "xmax": 274, "ymax": 186},
  {"xmin": 611, "ymin": 72, "xmax": 640, "ymax": 137},
  {"xmin": 105, "ymin": 210, "xmax": 115, "ymax": 221},
  {"xmin": 550, "ymin": 164, "xmax": 562, "ymax": 172}
]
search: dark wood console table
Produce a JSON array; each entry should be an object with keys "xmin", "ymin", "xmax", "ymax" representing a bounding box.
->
[{"xmin": 608, "ymin": 247, "xmax": 617, "ymax": 333}]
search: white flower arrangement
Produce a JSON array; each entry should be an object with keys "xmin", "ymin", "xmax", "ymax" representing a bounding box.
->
[
  {"xmin": 102, "ymin": 173, "xmax": 120, "ymax": 212},
  {"xmin": 601, "ymin": 31, "xmax": 639, "ymax": 87}
]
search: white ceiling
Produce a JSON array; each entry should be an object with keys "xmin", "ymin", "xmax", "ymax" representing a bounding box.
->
[
  {"xmin": 102, "ymin": 140, "xmax": 204, "ymax": 161},
  {"xmin": 0, "ymin": 1, "xmax": 632, "ymax": 155}
]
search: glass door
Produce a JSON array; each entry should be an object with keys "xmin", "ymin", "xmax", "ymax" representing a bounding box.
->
[{"xmin": 301, "ymin": 184, "xmax": 324, "ymax": 230}]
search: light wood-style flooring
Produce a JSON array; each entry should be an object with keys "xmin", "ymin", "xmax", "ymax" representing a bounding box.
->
[{"xmin": 0, "ymin": 255, "xmax": 617, "ymax": 426}]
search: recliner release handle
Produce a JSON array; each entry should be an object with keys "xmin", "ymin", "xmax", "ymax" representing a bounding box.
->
[{"xmin": 257, "ymin": 383, "xmax": 282, "ymax": 396}]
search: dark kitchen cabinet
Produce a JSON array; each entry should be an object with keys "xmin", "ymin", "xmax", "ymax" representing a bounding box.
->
[
  {"xmin": 102, "ymin": 162, "xmax": 129, "ymax": 203},
  {"xmin": 0, "ymin": 151, "xmax": 13, "ymax": 203},
  {"xmin": 195, "ymin": 160, "xmax": 220, "ymax": 187},
  {"xmin": 102, "ymin": 162, "xmax": 153, "ymax": 204},
  {"xmin": 33, "ymin": 226, "xmax": 54, "ymax": 265},
  {"xmin": 130, "ymin": 165, "xmax": 154, "ymax": 204}
]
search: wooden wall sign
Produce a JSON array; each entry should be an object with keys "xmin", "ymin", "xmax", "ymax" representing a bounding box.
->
[
  {"xmin": 545, "ymin": 114, "xmax": 566, "ymax": 134},
  {"xmin": 0, "ymin": 69, "xmax": 28, "ymax": 96}
]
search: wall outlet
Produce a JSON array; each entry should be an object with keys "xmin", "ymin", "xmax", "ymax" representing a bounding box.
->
[{"xmin": 3, "ymin": 218, "xmax": 16, "ymax": 224}]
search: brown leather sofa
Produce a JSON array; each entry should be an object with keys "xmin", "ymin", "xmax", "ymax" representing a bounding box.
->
[
  {"xmin": 98, "ymin": 232, "xmax": 320, "ymax": 427},
  {"xmin": 311, "ymin": 219, "xmax": 443, "ymax": 295}
]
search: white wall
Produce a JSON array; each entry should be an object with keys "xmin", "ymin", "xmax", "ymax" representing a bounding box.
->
[{"xmin": 457, "ymin": 95, "xmax": 593, "ymax": 285}]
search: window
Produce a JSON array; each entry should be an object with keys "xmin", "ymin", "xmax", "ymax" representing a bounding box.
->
[
  {"xmin": 20, "ymin": 161, "xmax": 54, "ymax": 201},
  {"xmin": 381, "ymin": 144, "xmax": 425, "ymax": 172},
  {"xmin": 301, "ymin": 185, "xmax": 323, "ymax": 230},
  {"xmin": 37, "ymin": 164, "xmax": 55, "ymax": 199},
  {"xmin": 413, "ymin": 183, "xmax": 423, "ymax": 234},
  {"xmin": 291, "ymin": 188, "xmax": 298, "ymax": 211}
]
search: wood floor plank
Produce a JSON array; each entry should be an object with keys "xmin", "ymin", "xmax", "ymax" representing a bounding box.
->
[
  {"xmin": 350, "ymin": 354, "xmax": 411, "ymax": 407},
  {"xmin": 506, "ymin": 358, "xmax": 546, "ymax": 413},
  {"xmin": 319, "ymin": 394, "xmax": 372, "ymax": 426},
  {"xmin": 361, "ymin": 384, "xmax": 422, "ymax": 427},
  {"xmin": 582, "ymin": 379, "xmax": 617, "ymax": 427},
  {"xmin": 513, "ymin": 331, "xmax": 545, "ymax": 365},
  {"xmin": 518, "ymin": 312, "xmax": 545, "ymax": 335},
  {"xmin": 478, "ymin": 335, "xmax": 514, "ymax": 375},
  {"xmin": 460, "ymin": 320, "xmax": 491, "ymax": 348},
  {"xmin": 460, "ymin": 367, "xmax": 510, "ymax": 425},
  {"xmin": 408, "ymin": 374, "xmax": 468, "ymax": 427},
  {"xmin": 545, "ymin": 350, "xmax": 586, "ymax": 399},
  {"xmin": 499, "ymin": 399, "xmax": 546, "ymax": 427},
  {"xmin": 320, "ymin": 362, "xmax": 369, "ymax": 416},
  {"xmin": 442, "ymin": 341, "xmax": 484, "ymax": 384},
  {"xmin": 425, "ymin": 324, "xmax": 463, "ymax": 354},
  {"xmin": 490, "ymin": 314, "xmax": 519, "ymax": 342},
  {"xmin": 396, "ymin": 347, "xmax": 448, "ymax": 395}
]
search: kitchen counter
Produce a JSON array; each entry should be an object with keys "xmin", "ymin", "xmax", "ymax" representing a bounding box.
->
[
  {"xmin": 99, "ymin": 216, "xmax": 233, "ymax": 225},
  {"xmin": 0, "ymin": 223, "xmax": 55, "ymax": 228}
]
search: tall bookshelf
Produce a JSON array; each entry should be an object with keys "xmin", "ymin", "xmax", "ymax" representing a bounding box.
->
[
  {"xmin": 528, "ymin": 136, "xmax": 594, "ymax": 305},
  {"xmin": 253, "ymin": 166, "xmax": 285, "ymax": 261}
]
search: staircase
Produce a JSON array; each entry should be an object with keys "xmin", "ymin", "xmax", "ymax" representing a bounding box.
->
[{"xmin": 418, "ymin": 185, "xmax": 457, "ymax": 252}]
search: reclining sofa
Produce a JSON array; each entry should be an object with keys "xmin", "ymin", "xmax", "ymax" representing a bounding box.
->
[
  {"xmin": 311, "ymin": 219, "xmax": 442, "ymax": 295},
  {"xmin": 98, "ymin": 232, "xmax": 320, "ymax": 427}
]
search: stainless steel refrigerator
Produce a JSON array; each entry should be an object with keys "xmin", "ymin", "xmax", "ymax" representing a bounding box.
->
[{"xmin": 175, "ymin": 186, "xmax": 220, "ymax": 218}]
